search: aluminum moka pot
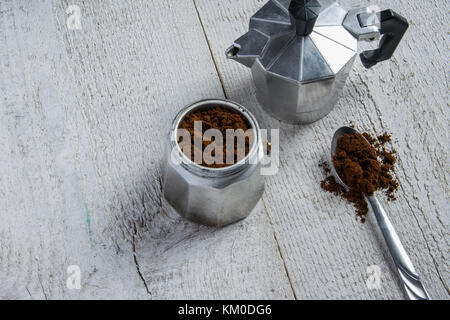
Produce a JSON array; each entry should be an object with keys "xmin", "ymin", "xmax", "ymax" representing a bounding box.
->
[
  {"xmin": 226, "ymin": 0, "xmax": 409, "ymax": 124},
  {"xmin": 163, "ymin": 99, "xmax": 265, "ymax": 227}
]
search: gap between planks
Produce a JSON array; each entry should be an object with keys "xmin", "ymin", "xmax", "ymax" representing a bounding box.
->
[
  {"xmin": 133, "ymin": 224, "xmax": 152, "ymax": 297},
  {"xmin": 262, "ymin": 198, "xmax": 298, "ymax": 300},
  {"xmin": 192, "ymin": 0, "xmax": 228, "ymax": 99},
  {"xmin": 192, "ymin": 0, "xmax": 298, "ymax": 299}
]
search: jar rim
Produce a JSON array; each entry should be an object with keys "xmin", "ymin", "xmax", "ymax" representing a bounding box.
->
[{"xmin": 169, "ymin": 99, "xmax": 261, "ymax": 177}]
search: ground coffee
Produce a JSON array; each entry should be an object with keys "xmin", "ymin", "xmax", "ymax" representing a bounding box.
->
[
  {"xmin": 178, "ymin": 106, "xmax": 251, "ymax": 168},
  {"xmin": 320, "ymin": 131, "xmax": 399, "ymax": 223}
]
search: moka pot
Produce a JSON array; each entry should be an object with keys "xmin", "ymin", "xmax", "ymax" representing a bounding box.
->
[{"xmin": 226, "ymin": 0, "xmax": 409, "ymax": 124}]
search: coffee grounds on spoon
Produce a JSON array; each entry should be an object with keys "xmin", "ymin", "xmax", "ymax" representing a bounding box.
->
[{"xmin": 320, "ymin": 131, "xmax": 399, "ymax": 223}]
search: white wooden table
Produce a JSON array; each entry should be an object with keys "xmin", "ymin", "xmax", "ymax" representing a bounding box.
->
[{"xmin": 0, "ymin": 0, "xmax": 448, "ymax": 300}]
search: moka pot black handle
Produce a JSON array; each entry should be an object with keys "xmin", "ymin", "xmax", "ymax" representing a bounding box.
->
[{"xmin": 360, "ymin": 10, "xmax": 409, "ymax": 69}]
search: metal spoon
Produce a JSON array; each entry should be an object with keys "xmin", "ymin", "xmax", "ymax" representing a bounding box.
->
[{"xmin": 331, "ymin": 126, "xmax": 430, "ymax": 300}]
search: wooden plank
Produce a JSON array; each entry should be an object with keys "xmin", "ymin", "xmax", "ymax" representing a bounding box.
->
[
  {"xmin": 194, "ymin": 0, "xmax": 449, "ymax": 299},
  {"xmin": 0, "ymin": 0, "xmax": 294, "ymax": 299},
  {"xmin": 0, "ymin": 0, "xmax": 151, "ymax": 299}
]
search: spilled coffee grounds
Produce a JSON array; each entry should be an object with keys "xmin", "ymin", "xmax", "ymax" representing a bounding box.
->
[
  {"xmin": 320, "ymin": 131, "xmax": 399, "ymax": 223},
  {"xmin": 178, "ymin": 106, "xmax": 251, "ymax": 168}
]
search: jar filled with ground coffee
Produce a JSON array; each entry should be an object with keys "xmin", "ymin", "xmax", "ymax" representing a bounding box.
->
[{"xmin": 163, "ymin": 99, "xmax": 265, "ymax": 227}]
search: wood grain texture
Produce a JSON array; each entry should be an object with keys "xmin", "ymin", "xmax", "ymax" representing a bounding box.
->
[
  {"xmin": 0, "ymin": 0, "xmax": 448, "ymax": 300},
  {"xmin": 0, "ymin": 0, "xmax": 155, "ymax": 299},
  {"xmin": 194, "ymin": 0, "xmax": 449, "ymax": 299},
  {"xmin": 0, "ymin": 0, "xmax": 293, "ymax": 299}
]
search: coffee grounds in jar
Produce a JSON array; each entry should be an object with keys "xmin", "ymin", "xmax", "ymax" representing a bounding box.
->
[
  {"xmin": 178, "ymin": 106, "xmax": 251, "ymax": 168},
  {"xmin": 319, "ymin": 131, "xmax": 399, "ymax": 223}
]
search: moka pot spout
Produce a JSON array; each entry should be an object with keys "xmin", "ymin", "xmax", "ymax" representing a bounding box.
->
[{"xmin": 226, "ymin": 29, "xmax": 269, "ymax": 68}]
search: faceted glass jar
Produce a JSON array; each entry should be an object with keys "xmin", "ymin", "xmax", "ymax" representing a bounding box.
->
[{"xmin": 163, "ymin": 99, "xmax": 265, "ymax": 227}]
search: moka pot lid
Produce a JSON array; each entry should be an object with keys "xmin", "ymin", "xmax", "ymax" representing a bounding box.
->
[{"xmin": 233, "ymin": 0, "xmax": 358, "ymax": 83}]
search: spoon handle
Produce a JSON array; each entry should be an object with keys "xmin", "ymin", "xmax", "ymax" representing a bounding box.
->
[{"xmin": 367, "ymin": 196, "xmax": 430, "ymax": 300}]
